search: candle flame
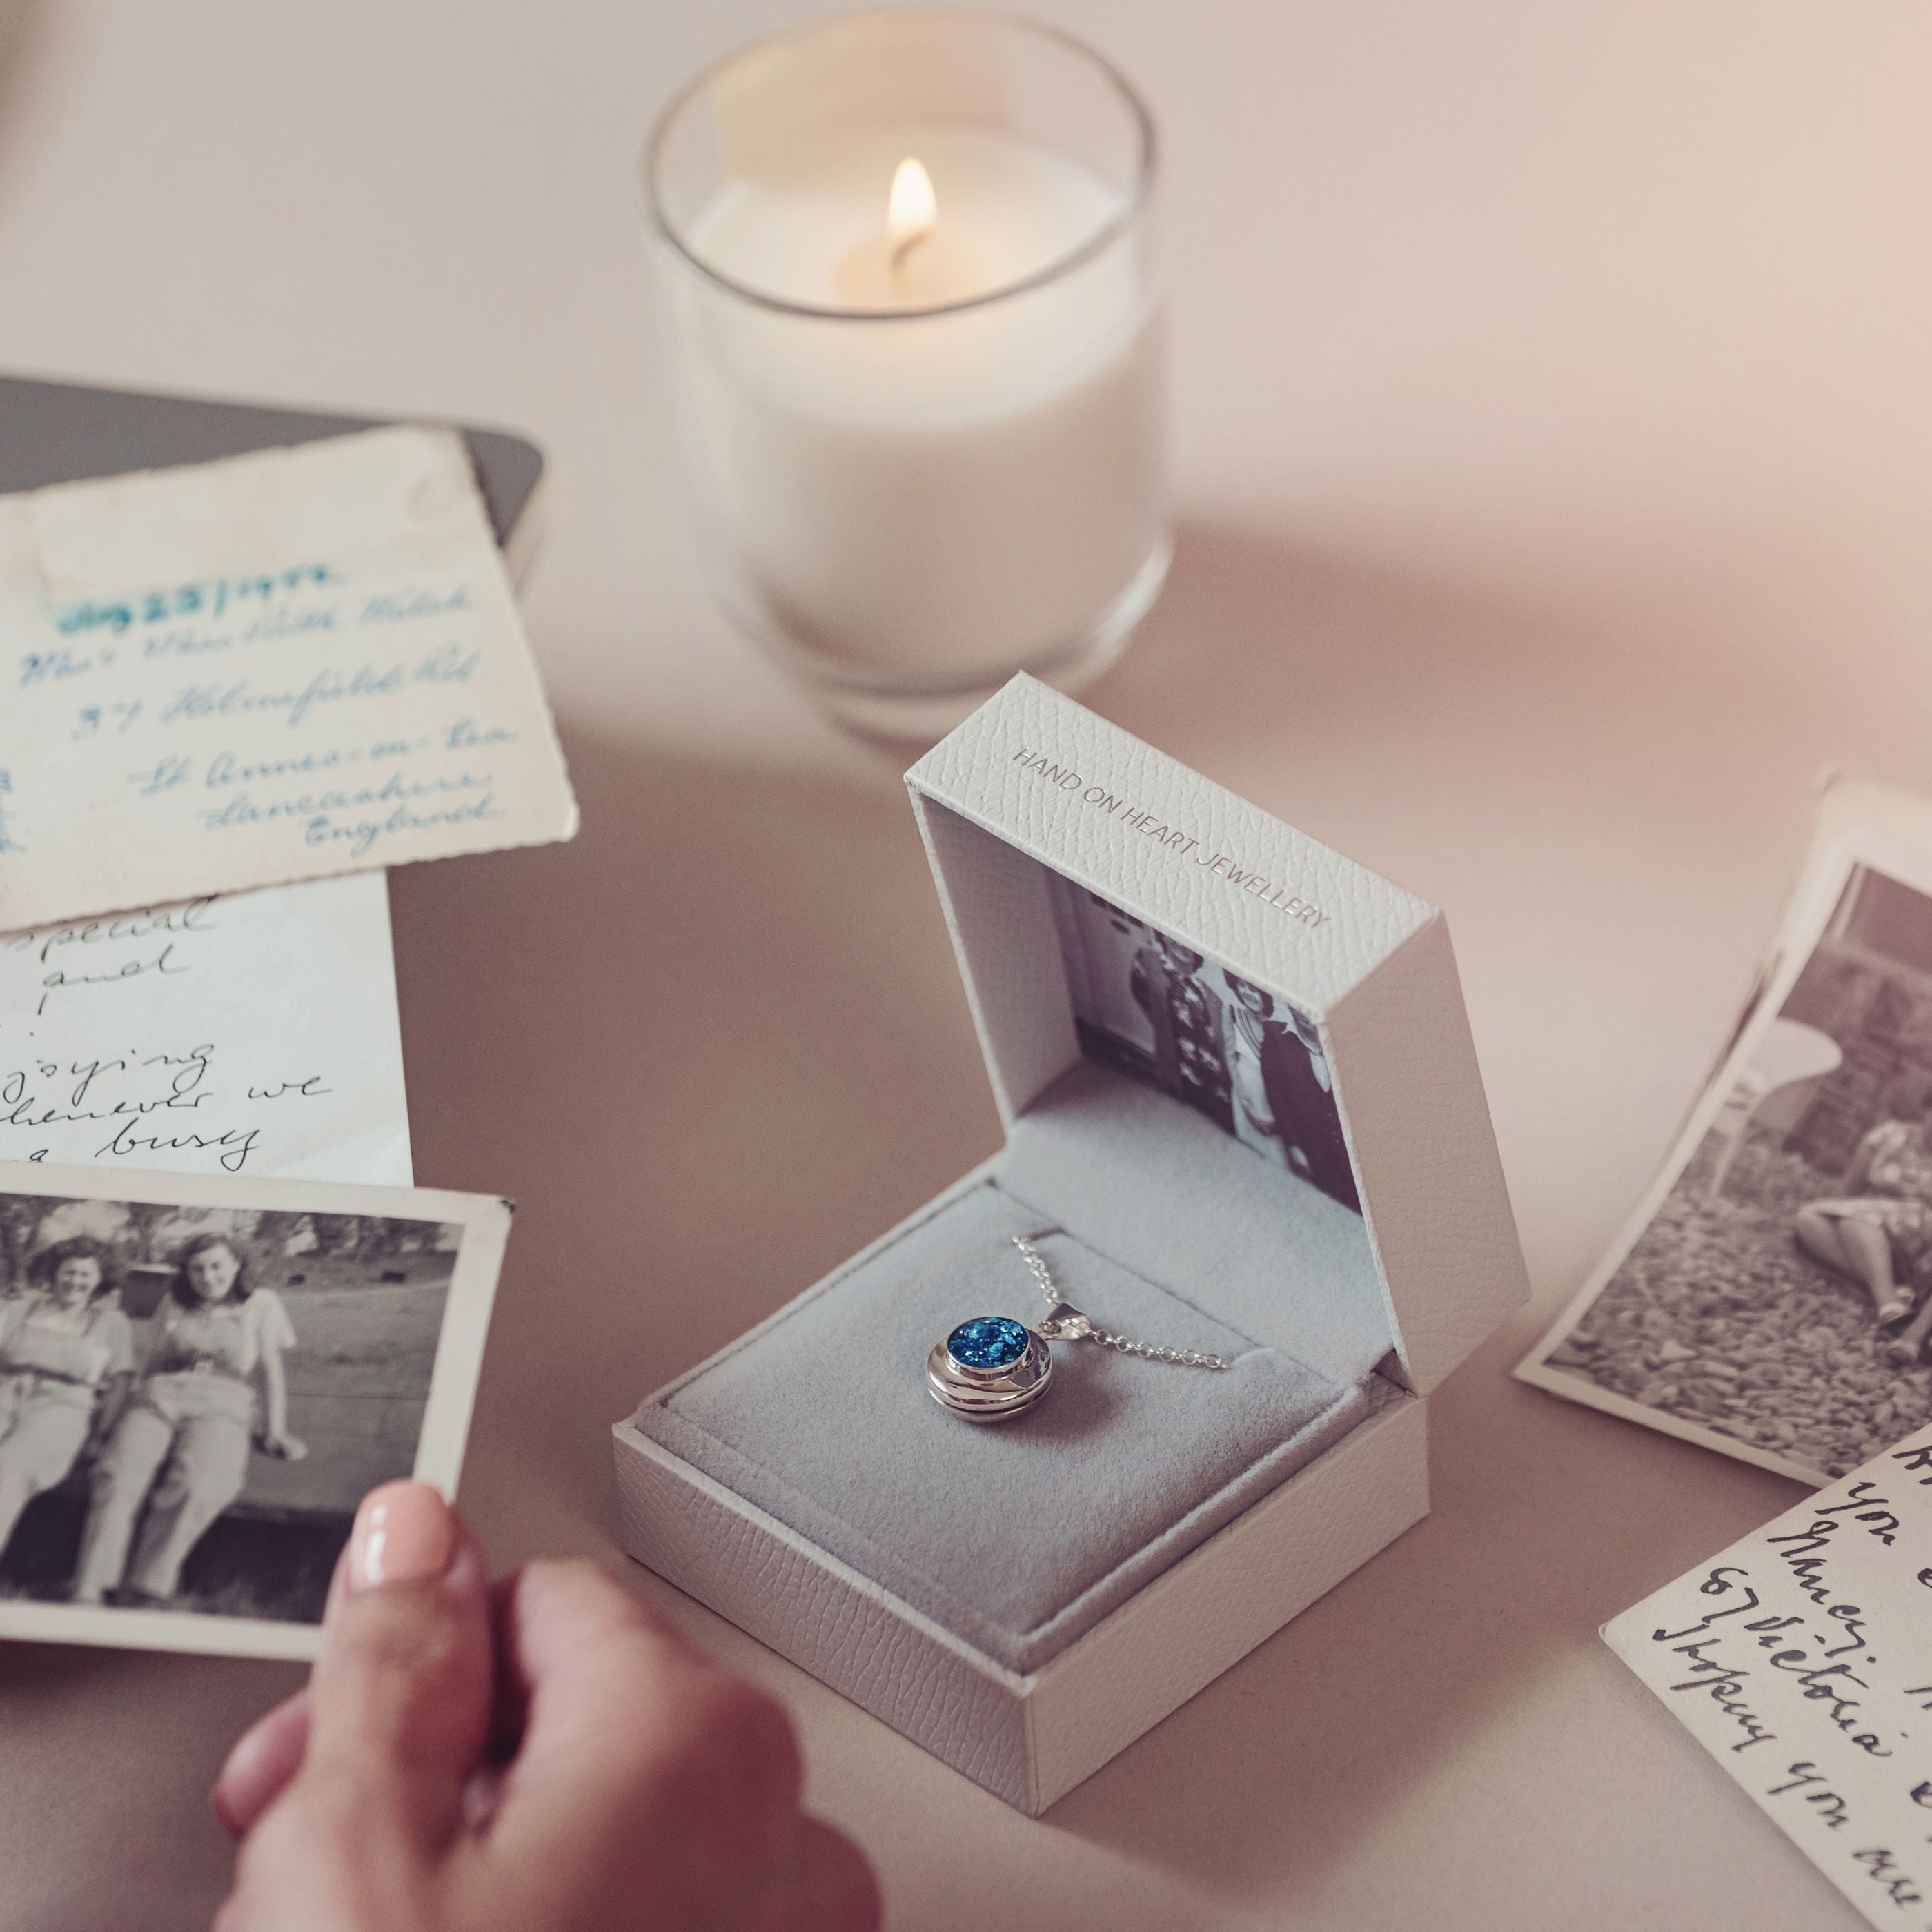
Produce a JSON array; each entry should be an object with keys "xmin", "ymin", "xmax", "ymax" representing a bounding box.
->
[{"xmin": 887, "ymin": 157, "xmax": 936, "ymax": 270}]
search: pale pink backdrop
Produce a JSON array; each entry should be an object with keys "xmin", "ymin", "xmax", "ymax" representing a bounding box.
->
[{"xmin": 2, "ymin": 1, "xmax": 1929, "ymax": 1925}]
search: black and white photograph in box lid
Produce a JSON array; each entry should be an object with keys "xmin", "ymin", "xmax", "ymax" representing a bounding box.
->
[
  {"xmin": 1520, "ymin": 830, "xmax": 1932, "ymax": 1483},
  {"xmin": 0, "ymin": 1163, "xmax": 509, "ymax": 1657},
  {"xmin": 1048, "ymin": 872, "xmax": 1361, "ymax": 1214}
]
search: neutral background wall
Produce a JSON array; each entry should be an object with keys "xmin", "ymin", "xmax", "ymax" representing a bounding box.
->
[{"xmin": 2, "ymin": 2, "xmax": 1929, "ymax": 1924}]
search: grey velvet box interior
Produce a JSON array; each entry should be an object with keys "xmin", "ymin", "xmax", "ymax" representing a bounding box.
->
[{"xmin": 632, "ymin": 1061, "xmax": 1391, "ymax": 1674}]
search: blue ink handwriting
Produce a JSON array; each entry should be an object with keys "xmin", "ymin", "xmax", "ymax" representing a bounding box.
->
[{"xmin": 54, "ymin": 564, "xmax": 336, "ymax": 638}]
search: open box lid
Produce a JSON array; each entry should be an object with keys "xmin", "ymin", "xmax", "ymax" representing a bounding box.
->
[{"xmin": 905, "ymin": 675, "xmax": 1527, "ymax": 1396}]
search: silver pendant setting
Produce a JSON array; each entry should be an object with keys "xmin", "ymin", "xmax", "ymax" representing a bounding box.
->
[
  {"xmin": 928, "ymin": 1238, "xmax": 1233, "ymax": 1423},
  {"xmin": 925, "ymin": 1304, "xmax": 1094, "ymax": 1423}
]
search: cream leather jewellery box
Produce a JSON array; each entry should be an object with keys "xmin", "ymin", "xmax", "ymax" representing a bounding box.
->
[{"xmin": 613, "ymin": 676, "xmax": 1528, "ymax": 1814}]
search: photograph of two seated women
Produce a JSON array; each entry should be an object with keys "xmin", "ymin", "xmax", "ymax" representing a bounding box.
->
[{"xmin": 0, "ymin": 1199, "xmax": 455, "ymax": 1626}]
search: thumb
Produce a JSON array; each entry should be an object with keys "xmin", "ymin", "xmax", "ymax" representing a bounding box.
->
[{"xmin": 295, "ymin": 1480, "xmax": 493, "ymax": 1850}]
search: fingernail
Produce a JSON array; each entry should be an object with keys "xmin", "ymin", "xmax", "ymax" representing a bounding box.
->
[
  {"xmin": 349, "ymin": 1481, "xmax": 453, "ymax": 1591},
  {"xmin": 208, "ymin": 1722, "xmax": 267, "ymax": 1840},
  {"xmin": 460, "ymin": 1761, "xmax": 507, "ymax": 1836},
  {"xmin": 209, "ymin": 1780, "xmax": 242, "ymax": 1841}
]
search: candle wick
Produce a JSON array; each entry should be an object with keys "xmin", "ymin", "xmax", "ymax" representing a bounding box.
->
[{"xmin": 889, "ymin": 229, "xmax": 929, "ymax": 273}]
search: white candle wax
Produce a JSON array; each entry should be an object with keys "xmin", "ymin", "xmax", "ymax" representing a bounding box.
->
[{"xmin": 671, "ymin": 126, "xmax": 1165, "ymax": 678}]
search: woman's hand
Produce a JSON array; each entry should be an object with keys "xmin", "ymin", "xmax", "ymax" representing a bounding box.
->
[
  {"xmin": 256, "ymin": 1430, "xmax": 308, "ymax": 1461},
  {"xmin": 210, "ymin": 1483, "xmax": 879, "ymax": 1932}
]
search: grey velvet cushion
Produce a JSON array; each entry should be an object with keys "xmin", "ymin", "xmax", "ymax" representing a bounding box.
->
[
  {"xmin": 1000, "ymin": 1058, "xmax": 1390, "ymax": 1382},
  {"xmin": 635, "ymin": 1076, "xmax": 1377, "ymax": 1671}
]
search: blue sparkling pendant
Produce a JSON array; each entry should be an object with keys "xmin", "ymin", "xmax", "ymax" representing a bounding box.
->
[
  {"xmin": 927, "ymin": 1313, "xmax": 1054, "ymax": 1421},
  {"xmin": 945, "ymin": 1317, "xmax": 1030, "ymax": 1370}
]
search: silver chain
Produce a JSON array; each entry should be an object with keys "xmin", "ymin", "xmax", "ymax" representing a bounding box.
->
[{"xmin": 1011, "ymin": 1236, "xmax": 1232, "ymax": 1371}]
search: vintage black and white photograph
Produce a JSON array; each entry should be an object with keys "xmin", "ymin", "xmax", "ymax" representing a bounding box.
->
[
  {"xmin": 1521, "ymin": 838, "xmax": 1932, "ymax": 1482},
  {"xmin": 0, "ymin": 1165, "xmax": 507, "ymax": 1657},
  {"xmin": 1047, "ymin": 873, "xmax": 1361, "ymax": 1213}
]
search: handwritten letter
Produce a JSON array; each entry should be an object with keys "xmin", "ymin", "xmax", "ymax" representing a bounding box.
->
[
  {"xmin": 1, "ymin": 874, "xmax": 411, "ymax": 1184},
  {"xmin": 0, "ymin": 426, "xmax": 576, "ymax": 930},
  {"xmin": 1607, "ymin": 1424, "xmax": 1932, "ymax": 1929}
]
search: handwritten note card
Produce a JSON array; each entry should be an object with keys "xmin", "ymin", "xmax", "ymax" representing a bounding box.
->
[
  {"xmin": 1607, "ymin": 1428, "xmax": 1932, "ymax": 1929},
  {"xmin": 1, "ymin": 873, "xmax": 411, "ymax": 1184},
  {"xmin": 0, "ymin": 426, "xmax": 576, "ymax": 930}
]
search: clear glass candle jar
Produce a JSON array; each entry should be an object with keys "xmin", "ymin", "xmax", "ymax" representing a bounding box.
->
[{"xmin": 644, "ymin": 8, "xmax": 1167, "ymax": 738}]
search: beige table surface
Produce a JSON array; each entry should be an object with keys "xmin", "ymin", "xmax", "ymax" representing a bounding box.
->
[{"xmin": 3, "ymin": 1, "xmax": 1931, "ymax": 1925}]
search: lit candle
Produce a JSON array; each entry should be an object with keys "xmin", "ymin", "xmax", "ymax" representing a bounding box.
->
[
  {"xmin": 647, "ymin": 11, "xmax": 1167, "ymax": 736},
  {"xmin": 886, "ymin": 156, "xmax": 936, "ymax": 270}
]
